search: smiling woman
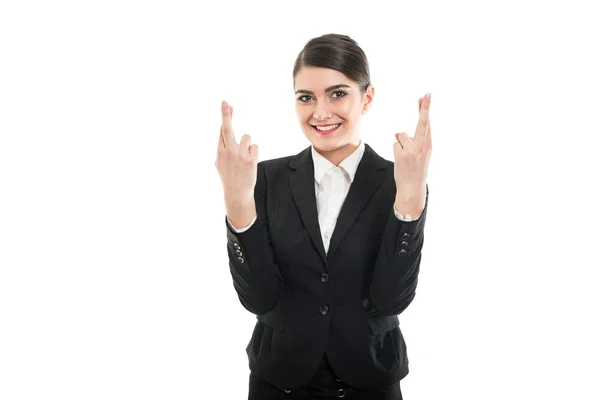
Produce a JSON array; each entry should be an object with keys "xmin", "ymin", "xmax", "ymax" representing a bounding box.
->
[
  {"xmin": 215, "ymin": 33, "xmax": 431, "ymax": 400},
  {"xmin": 293, "ymin": 35, "xmax": 374, "ymax": 167}
]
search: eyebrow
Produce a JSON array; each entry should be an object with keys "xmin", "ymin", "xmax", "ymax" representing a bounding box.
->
[{"xmin": 294, "ymin": 84, "xmax": 351, "ymax": 95}]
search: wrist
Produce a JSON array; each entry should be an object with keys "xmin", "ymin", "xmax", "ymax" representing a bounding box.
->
[
  {"xmin": 226, "ymin": 199, "xmax": 256, "ymax": 230},
  {"xmin": 395, "ymin": 184, "xmax": 426, "ymax": 205},
  {"xmin": 394, "ymin": 193, "xmax": 426, "ymax": 218},
  {"xmin": 224, "ymin": 190, "xmax": 254, "ymax": 207},
  {"xmin": 394, "ymin": 202, "xmax": 422, "ymax": 219},
  {"xmin": 395, "ymin": 195, "xmax": 424, "ymax": 208}
]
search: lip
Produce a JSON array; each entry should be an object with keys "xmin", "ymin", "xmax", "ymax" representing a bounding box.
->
[{"xmin": 311, "ymin": 123, "xmax": 342, "ymax": 136}]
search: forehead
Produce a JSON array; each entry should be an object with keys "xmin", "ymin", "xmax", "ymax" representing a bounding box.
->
[{"xmin": 294, "ymin": 67, "xmax": 356, "ymax": 91}]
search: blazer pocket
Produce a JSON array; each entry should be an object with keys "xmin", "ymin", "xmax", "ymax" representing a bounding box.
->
[
  {"xmin": 257, "ymin": 307, "xmax": 285, "ymax": 330},
  {"xmin": 366, "ymin": 314, "xmax": 400, "ymax": 335}
]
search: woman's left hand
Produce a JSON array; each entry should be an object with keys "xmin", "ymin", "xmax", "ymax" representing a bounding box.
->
[{"xmin": 393, "ymin": 93, "xmax": 433, "ymax": 209}]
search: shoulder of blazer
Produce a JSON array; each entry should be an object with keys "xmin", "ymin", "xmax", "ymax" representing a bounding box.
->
[
  {"xmin": 255, "ymin": 145, "xmax": 310, "ymax": 182},
  {"xmin": 256, "ymin": 154, "xmax": 297, "ymax": 183},
  {"xmin": 362, "ymin": 143, "xmax": 394, "ymax": 171}
]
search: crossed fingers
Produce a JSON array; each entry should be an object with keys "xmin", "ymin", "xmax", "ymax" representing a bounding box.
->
[{"xmin": 396, "ymin": 93, "xmax": 432, "ymax": 150}]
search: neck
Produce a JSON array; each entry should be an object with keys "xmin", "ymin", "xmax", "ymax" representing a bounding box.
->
[{"xmin": 314, "ymin": 139, "xmax": 361, "ymax": 166}]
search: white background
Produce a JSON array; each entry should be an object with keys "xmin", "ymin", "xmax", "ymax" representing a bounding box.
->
[{"xmin": 1, "ymin": 0, "xmax": 599, "ymax": 399}]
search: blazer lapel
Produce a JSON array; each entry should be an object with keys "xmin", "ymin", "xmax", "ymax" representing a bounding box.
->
[
  {"xmin": 327, "ymin": 144, "xmax": 388, "ymax": 261},
  {"xmin": 288, "ymin": 143, "xmax": 389, "ymax": 266},
  {"xmin": 289, "ymin": 146, "xmax": 328, "ymax": 266}
]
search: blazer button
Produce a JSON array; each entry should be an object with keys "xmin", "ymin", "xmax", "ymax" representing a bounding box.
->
[
  {"xmin": 402, "ymin": 233, "xmax": 410, "ymax": 240},
  {"xmin": 400, "ymin": 241, "xmax": 409, "ymax": 248},
  {"xmin": 320, "ymin": 273, "xmax": 329, "ymax": 283},
  {"xmin": 238, "ymin": 257, "xmax": 245, "ymax": 263},
  {"xmin": 319, "ymin": 305, "xmax": 330, "ymax": 316},
  {"xmin": 398, "ymin": 249, "xmax": 407, "ymax": 256},
  {"xmin": 362, "ymin": 297, "xmax": 371, "ymax": 309},
  {"xmin": 233, "ymin": 243, "xmax": 240, "ymax": 249},
  {"xmin": 236, "ymin": 250, "xmax": 243, "ymax": 257}
]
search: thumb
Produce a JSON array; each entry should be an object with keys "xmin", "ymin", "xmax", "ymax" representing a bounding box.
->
[{"xmin": 393, "ymin": 140, "xmax": 403, "ymax": 159}]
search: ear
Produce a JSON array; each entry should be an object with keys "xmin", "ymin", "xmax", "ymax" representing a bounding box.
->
[{"xmin": 363, "ymin": 84, "xmax": 375, "ymax": 111}]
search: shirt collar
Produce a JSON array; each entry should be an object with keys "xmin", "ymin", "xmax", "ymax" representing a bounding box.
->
[{"xmin": 311, "ymin": 140, "xmax": 366, "ymax": 184}]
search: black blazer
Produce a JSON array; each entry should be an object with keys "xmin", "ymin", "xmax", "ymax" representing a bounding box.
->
[{"xmin": 225, "ymin": 142, "xmax": 429, "ymax": 389}]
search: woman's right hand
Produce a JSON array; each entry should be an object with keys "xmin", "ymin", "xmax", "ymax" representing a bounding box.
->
[{"xmin": 215, "ymin": 100, "xmax": 259, "ymax": 209}]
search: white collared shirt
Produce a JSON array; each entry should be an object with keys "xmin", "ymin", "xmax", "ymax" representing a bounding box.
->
[
  {"xmin": 312, "ymin": 140, "xmax": 364, "ymax": 252},
  {"xmin": 228, "ymin": 140, "xmax": 418, "ymax": 253}
]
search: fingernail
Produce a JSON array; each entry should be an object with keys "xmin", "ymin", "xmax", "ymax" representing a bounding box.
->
[
  {"xmin": 221, "ymin": 100, "xmax": 227, "ymax": 108},
  {"xmin": 425, "ymin": 93, "xmax": 431, "ymax": 101}
]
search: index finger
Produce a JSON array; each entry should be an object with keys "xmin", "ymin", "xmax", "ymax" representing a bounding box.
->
[
  {"xmin": 221, "ymin": 100, "xmax": 236, "ymax": 146},
  {"xmin": 414, "ymin": 93, "xmax": 431, "ymax": 141}
]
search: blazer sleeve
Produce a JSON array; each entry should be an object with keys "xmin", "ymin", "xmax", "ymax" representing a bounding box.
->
[
  {"xmin": 365, "ymin": 184, "xmax": 429, "ymax": 316},
  {"xmin": 224, "ymin": 161, "xmax": 284, "ymax": 315}
]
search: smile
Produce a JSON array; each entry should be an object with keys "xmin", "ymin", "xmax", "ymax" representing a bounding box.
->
[{"xmin": 312, "ymin": 123, "xmax": 341, "ymax": 136}]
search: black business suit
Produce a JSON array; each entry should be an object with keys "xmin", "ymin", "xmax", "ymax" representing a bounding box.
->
[{"xmin": 225, "ymin": 142, "xmax": 429, "ymax": 394}]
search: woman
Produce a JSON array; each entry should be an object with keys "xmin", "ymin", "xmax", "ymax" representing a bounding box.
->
[{"xmin": 215, "ymin": 33, "xmax": 432, "ymax": 400}]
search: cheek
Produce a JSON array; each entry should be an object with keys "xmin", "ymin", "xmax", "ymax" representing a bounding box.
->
[
  {"xmin": 295, "ymin": 106, "xmax": 309, "ymax": 123},
  {"xmin": 338, "ymin": 99, "xmax": 360, "ymax": 118}
]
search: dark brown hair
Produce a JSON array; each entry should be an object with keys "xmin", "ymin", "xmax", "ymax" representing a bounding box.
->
[{"xmin": 293, "ymin": 33, "xmax": 371, "ymax": 93}]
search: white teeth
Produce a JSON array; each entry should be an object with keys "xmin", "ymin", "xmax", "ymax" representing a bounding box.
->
[{"xmin": 315, "ymin": 124, "xmax": 340, "ymax": 131}]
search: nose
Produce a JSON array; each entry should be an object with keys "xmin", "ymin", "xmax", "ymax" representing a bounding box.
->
[{"xmin": 313, "ymin": 102, "xmax": 332, "ymax": 121}]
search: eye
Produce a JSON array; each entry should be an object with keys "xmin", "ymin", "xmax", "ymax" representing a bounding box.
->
[
  {"xmin": 297, "ymin": 95, "xmax": 312, "ymax": 103},
  {"xmin": 332, "ymin": 90, "xmax": 347, "ymax": 99}
]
